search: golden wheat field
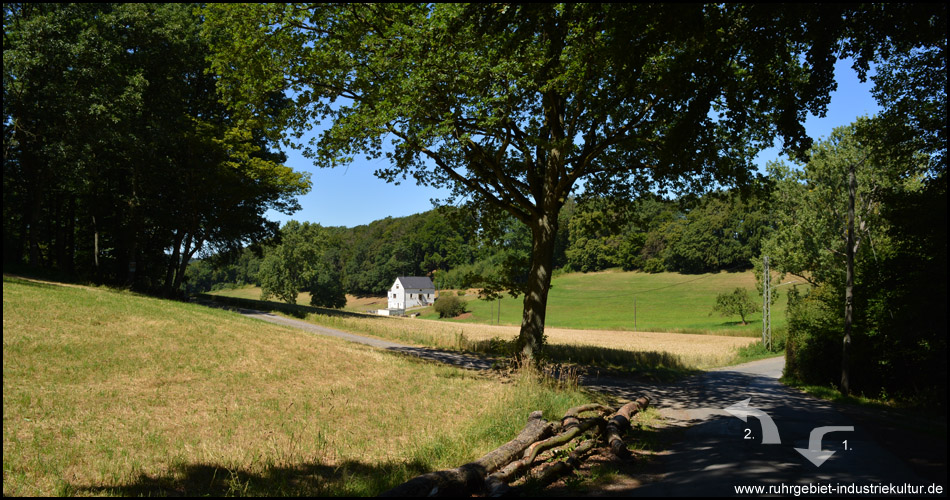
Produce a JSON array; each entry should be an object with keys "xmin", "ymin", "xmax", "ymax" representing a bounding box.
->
[{"xmin": 308, "ymin": 313, "xmax": 758, "ymax": 369}]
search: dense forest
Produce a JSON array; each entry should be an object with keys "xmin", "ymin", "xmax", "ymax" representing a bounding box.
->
[{"xmin": 3, "ymin": 4, "xmax": 310, "ymax": 295}]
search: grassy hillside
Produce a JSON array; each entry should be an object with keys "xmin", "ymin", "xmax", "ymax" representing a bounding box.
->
[
  {"xmin": 425, "ymin": 269, "xmax": 799, "ymax": 336},
  {"xmin": 2, "ymin": 275, "xmax": 591, "ymax": 496}
]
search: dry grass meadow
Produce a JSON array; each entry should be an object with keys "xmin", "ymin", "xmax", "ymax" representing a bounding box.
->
[
  {"xmin": 2, "ymin": 276, "xmax": 592, "ymax": 496},
  {"xmin": 304, "ymin": 313, "xmax": 757, "ymax": 371}
]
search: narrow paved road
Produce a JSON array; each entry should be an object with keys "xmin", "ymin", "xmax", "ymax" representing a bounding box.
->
[
  {"xmin": 236, "ymin": 307, "xmax": 944, "ymax": 496},
  {"xmin": 608, "ymin": 357, "xmax": 942, "ymax": 496}
]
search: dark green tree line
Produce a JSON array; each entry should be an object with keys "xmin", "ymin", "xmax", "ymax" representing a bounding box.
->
[
  {"xmin": 3, "ymin": 3, "xmax": 310, "ymax": 294},
  {"xmin": 765, "ymin": 3, "xmax": 946, "ymax": 403}
]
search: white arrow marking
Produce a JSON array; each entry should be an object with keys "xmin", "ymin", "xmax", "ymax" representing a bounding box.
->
[
  {"xmin": 795, "ymin": 426, "xmax": 854, "ymax": 467},
  {"xmin": 724, "ymin": 398, "xmax": 782, "ymax": 444}
]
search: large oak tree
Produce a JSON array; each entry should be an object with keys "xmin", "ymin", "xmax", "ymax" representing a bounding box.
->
[{"xmin": 204, "ymin": 3, "xmax": 851, "ymax": 362}]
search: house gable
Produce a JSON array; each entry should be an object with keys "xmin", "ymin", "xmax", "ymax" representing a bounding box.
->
[{"xmin": 387, "ymin": 276, "xmax": 436, "ymax": 311}]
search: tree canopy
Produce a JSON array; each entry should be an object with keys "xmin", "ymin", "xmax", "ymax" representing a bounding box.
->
[
  {"xmin": 3, "ymin": 3, "xmax": 311, "ymax": 293},
  {"xmin": 203, "ymin": 3, "xmax": 883, "ymax": 361}
]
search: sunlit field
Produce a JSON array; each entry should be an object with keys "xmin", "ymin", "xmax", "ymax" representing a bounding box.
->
[
  {"xmin": 303, "ymin": 313, "xmax": 757, "ymax": 372},
  {"xmin": 214, "ymin": 269, "xmax": 802, "ymax": 336},
  {"xmin": 3, "ymin": 276, "xmax": 590, "ymax": 496}
]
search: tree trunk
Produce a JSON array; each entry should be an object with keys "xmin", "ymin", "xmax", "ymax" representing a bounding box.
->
[
  {"xmin": 517, "ymin": 210, "xmax": 560, "ymax": 364},
  {"xmin": 125, "ymin": 177, "xmax": 140, "ymax": 287},
  {"xmin": 24, "ymin": 146, "xmax": 44, "ymax": 267},
  {"xmin": 173, "ymin": 235, "xmax": 201, "ymax": 293},
  {"xmin": 164, "ymin": 230, "xmax": 184, "ymax": 297},
  {"xmin": 842, "ymin": 162, "xmax": 855, "ymax": 396},
  {"xmin": 65, "ymin": 196, "xmax": 76, "ymax": 274},
  {"xmin": 92, "ymin": 215, "xmax": 100, "ymax": 277}
]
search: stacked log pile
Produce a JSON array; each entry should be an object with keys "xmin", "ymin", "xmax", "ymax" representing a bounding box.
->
[{"xmin": 380, "ymin": 396, "xmax": 650, "ymax": 497}]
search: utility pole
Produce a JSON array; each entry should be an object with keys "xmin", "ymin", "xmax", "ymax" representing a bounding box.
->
[
  {"xmin": 842, "ymin": 161, "xmax": 856, "ymax": 396},
  {"xmin": 762, "ymin": 256, "xmax": 772, "ymax": 351}
]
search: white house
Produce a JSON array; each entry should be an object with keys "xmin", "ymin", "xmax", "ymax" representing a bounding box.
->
[{"xmin": 387, "ymin": 276, "xmax": 436, "ymax": 312}]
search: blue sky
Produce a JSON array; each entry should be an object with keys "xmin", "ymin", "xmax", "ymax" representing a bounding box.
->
[{"xmin": 269, "ymin": 58, "xmax": 881, "ymax": 229}]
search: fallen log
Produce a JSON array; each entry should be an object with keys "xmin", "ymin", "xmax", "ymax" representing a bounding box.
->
[
  {"xmin": 560, "ymin": 403, "xmax": 611, "ymax": 431},
  {"xmin": 484, "ymin": 414, "xmax": 605, "ymax": 495},
  {"xmin": 378, "ymin": 411, "xmax": 554, "ymax": 497},
  {"xmin": 517, "ymin": 437, "xmax": 599, "ymax": 493},
  {"xmin": 605, "ymin": 396, "xmax": 650, "ymax": 458},
  {"xmin": 381, "ymin": 396, "xmax": 652, "ymax": 497}
]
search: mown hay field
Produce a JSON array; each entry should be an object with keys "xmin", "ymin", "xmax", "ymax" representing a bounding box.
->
[{"xmin": 2, "ymin": 276, "xmax": 590, "ymax": 497}]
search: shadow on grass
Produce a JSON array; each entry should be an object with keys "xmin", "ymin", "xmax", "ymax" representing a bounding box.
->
[
  {"xmin": 546, "ymin": 344, "xmax": 699, "ymax": 382},
  {"xmin": 196, "ymin": 293, "xmax": 384, "ymax": 321},
  {"xmin": 2, "ymin": 274, "xmax": 61, "ymax": 289},
  {"xmin": 69, "ymin": 458, "xmax": 431, "ymax": 497},
  {"xmin": 715, "ymin": 320, "xmax": 756, "ymax": 327},
  {"xmin": 455, "ymin": 334, "xmax": 698, "ymax": 382}
]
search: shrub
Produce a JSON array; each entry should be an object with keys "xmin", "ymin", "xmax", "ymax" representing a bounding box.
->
[
  {"xmin": 642, "ymin": 258, "xmax": 665, "ymax": 273},
  {"xmin": 434, "ymin": 295, "xmax": 467, "ymax": 318},
  {"xmin": 783, "ymin": 285, "xmax": 841, "ymax": 386}
]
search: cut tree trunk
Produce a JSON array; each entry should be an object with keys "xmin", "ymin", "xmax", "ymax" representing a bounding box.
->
[{"xmin": 606, "ymin": 396, "xmax": 650, "ymax": 457}]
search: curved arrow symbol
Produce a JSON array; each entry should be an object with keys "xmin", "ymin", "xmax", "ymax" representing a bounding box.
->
[
  {"xmin": 795, "ymin": 426, "xmax": 854, "ymax": 467},
  {"xmin": 725, "ymin": 398, "xmax": 781, "ymax": 444}
]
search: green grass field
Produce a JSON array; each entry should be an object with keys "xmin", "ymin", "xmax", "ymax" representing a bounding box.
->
[
  {"xmin": 426, "ymin": 270, "xmax": 799, "ymax": 336},
  {"xmin": 2, "ymin": 275, "xmax": 592, "ymax": 496},
  {"xmin": 212, "ymin": 270, "xmax": 801, "ymax": 336}
]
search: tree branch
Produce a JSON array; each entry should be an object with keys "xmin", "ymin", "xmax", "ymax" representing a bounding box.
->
[{"xmin": 386, "ymin": 126, "xmax": 534, "ymax": 223}]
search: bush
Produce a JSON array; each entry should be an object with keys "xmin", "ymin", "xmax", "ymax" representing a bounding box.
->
[
  {"xmin": 434, "ymin": 295, "xmax": 467, "ymax": 318},
  {"xmin": 642, "ymin": 258, "xmax": 665, "ymax": 273},
  {"xmin": 783, "ymin": 285, "xmax": 841, "ymax": 387}
]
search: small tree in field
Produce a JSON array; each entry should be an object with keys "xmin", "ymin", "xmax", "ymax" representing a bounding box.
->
[{"xmin": 712, "ymin": 288, "xmax": 758, "ymax": 325}]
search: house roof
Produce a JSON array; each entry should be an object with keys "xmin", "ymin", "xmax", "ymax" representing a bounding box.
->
[{"xmin": 395, "ymin": 276, "xmax": 435, "ymax": 289}]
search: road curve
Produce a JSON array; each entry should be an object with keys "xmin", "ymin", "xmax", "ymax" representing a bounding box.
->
[
  {"xmin": 234, "ymin": 306, "xmax": 943, "ymax": 496},
  {"xmin": 619, "ymin": 357, "xmax": 938, "ymax": 496}
]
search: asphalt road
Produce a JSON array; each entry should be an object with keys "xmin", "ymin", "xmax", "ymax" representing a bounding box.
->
[
  {"xmin": 610, "ymin": 357, "xmax": 944, "ymax": 497},
  {"xmin": 235, "ymin": 307, "xmax": 945, "ymax": 497}
]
